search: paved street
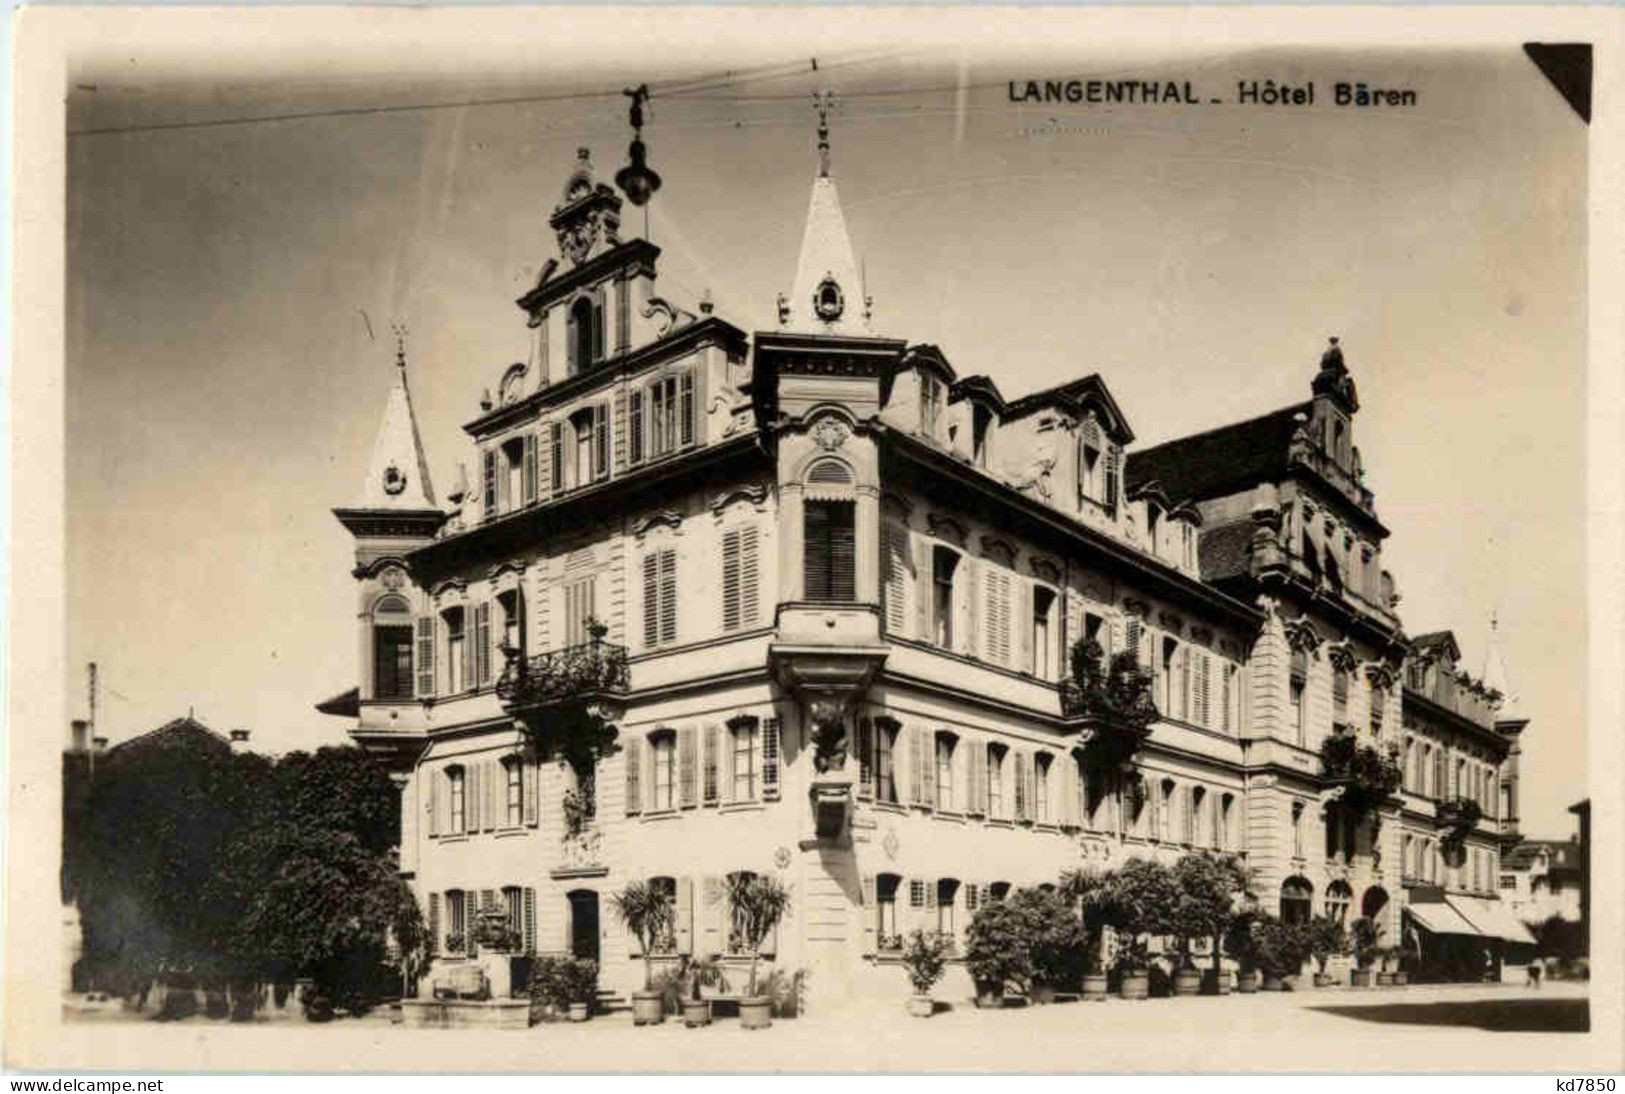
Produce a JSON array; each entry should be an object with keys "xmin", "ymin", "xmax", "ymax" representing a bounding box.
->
[{"xmin": 55, "ymin": 982, "xmax": 1598, "ymax": 1073}]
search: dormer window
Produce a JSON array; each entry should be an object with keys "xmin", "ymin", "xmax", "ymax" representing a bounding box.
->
[
  {"xmin": 1146, "ymin": 503, "xmax": 1162, "ymax": 553},
  {"xmin": 919, "ymin": 373, "xmax": 944, "ymax": 439},
  {"xmin": 971, "ymin": 403, "xmax": 992, "ymax": 468}
]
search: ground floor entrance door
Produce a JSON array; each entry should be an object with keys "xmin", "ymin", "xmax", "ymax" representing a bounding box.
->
[{"xmin": 567, "ymin": 889, "xmax": 600, "ymax": 962}]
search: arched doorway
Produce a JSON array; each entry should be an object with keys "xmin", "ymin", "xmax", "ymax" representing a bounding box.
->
[
  {"xmin": 1280, "ymin": 876, "xmax": 1314, "ymax": 924},
  {"xmin": 1324, "ymin": 880, "xmax": 1353, "ymax": 925},
  {"xmin": 566, "ymin": 889, "xmax": 600, "ymax": 963},
  {"xmin": 1361, "ymin": 886, "xmax": 1390, "ymax": 928}
]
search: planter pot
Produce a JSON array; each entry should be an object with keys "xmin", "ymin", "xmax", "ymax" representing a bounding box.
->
[
  {"xmin": 1376, "ymin": 971, "xmax": 1396, "ymax": 987},
  {"xmin": 1393, "ymin": 970, "xmax": 1410, "ymax": 986},
  {"xmin": 1350, "ymin": 968, "xmax": 1373, "ymax": 988},
  {"xmin": 630, "ymin": 991, "xmax": 666, "ymax": 1026},
  {"xmin": 738, "ymin": 996, "xmax": 773, "ymax": 1030},
  {"xmin": 1203, "ymin": 969, "xmax": 1232, "ymax": 996},
  {"xmin": 974, "ymin": 988, "xmax": 1003, "ymax": 1009},
  {"xmin": 568, "ymin": 1002, "xmax": 589, "ymax": 1022},
  {"xmin": 906, "ymin": 994, "xmax": 935, "ymax": 1018},
  {"xmin": 1260, "ymin": 974, "xmax": 1284, "ymax": 992},
  {"xmin": 1235, "ymin": 971, "xmax": 1259, "ymax": 995},
  {"xmin": 1119, "ymin": 971, "xmax": 1149, "ymax": 1000},
  {"xmin": 1172, "ymin": 968, "xmax": 1202, "ymax": 997},
  {"xmin": 1080, "ymin": 973, "xmax": 1109, "ymax": 1001},
  {"xmin": 681, "ymin": 999, "xmax": 712, "ymax": 1028},
  {"xmin": 1030, "ymin": 984, "xmax": 1056, "ymax": 1005},
  {"xmin": 1313, "ymin": 973, "xmax": 1335, "ymax": 988}
]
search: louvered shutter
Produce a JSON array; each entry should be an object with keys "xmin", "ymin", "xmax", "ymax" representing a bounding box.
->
[
  {"xmin": 475, "ymin": 602, "xmax": 492, "ymax": 686},
  {"xmin": 642, "ymin": 553, "xmax": 659, "ymax": 648},
  {"xmin": 465, "ymin": 892, "xmax": 479, "ymax": 949},
  {"xmin": 593, "ymin": 404, "xmax": 610, "ymax": 480},
  {"xmin": 721, "ymin": 721, "xmax": 736, "ymax": 804},
  {"xmin": 1017, "ymin": 581, "xmax": 1033, "ymax": 673},
  {"xmin": 762, "ymin": 718, "xmax": 781, "ymax": 798},
  {"xmin": 856, "ymin": 716, "xmax": 873, "ymax": 797},
  {"xmin": 629, "ymin": 387, "xmax": 645, "ymax": 465},
  {"xmin": 522, "ymin": 432, "xmax": 538, "ymax": 505},
  {"xmin": 464, "ymin": 766, "xmax": 479, "ymax": 834},
  {"xmin": 960, "ymin": 557, "xmax": 979, "ymax": 657},
  {"xmin": 523, "ymin": 758, "xmax": 539, "ymax": 827},
  {"xmin": 722, "ymin": 528, "xmax": 742, "ymax": 631},
  {"xmin": 460, "ymin": 614, "xmax": 475, "ymax": 694},
  {"xmin": 523, "ymin": 887, "xmax": 537, "ymax": 954},
  {"xmin": 679, "ymin": 726, "xmax": 698, "ymax": 807},
  {"xmin": 1222, "ymin": 663, "xmax": 1233, "ymax": 734},
  {"xmin": 660, "ymin": 549, "xmax": 678, "ymax": 644},
  {"xmin": 861, "ymin": 875, "xmax": 877, "ymax": 953},
  {"xmin": 1104, "ymin": 445, "xmax": 1121, "ymax": 514},
  {"xmin": 548, "ymin": 421, "xmax": 564, "ymax": 492},
  {"xmin": 428, "ymin": 893, "xmax": 441, "ymax": 956},
  {"xmin": 970, "ymin": 737, "xmax": 986, "ymax": 814},
  {"xmin": 427, "ymin": 769, "xmax": 440, "ymax": 837},
  {"xmin": 983, "ymin": 568, "xmax": 1000, "ymax": 662},
  {"xmin": 883, "ymin": 523, "xmax": 908, "ymax": 634},
  {"xmin": 676, "ymin": 877, "xmax": 694, "ymax": 954},
  {"xmin": 482, "ymin": 449, "xmax": 497, "ymax": 519},
  {"xmin": 701, "ymin": 876, "xmax": 725, "ymax": 953},
  {"xmin": 415, "ymin": 617, "xmax": 435, "ymax": 697},
  {"xmin": 484, "ymin": 759, "xmax": 498, "ymax": 831},
  {"xmin": 679, "ymin": 370, "xmax": 696, "ymax": 447},
  {"xmin": 625, "ymin": 737, "xmax": 642, "ymax": 815},
  {"xmin": 739, "ymin": 527, "xmax": 759, "ymax": 629},
  {"xmin": 915, "ymin": 548, "xmax": 933, "ymax": 639},
  {"xmin": 829, "ymin": 503, "xmax": 857, "ymax": 601},
  {"xmin": 804, "ymin": 501, "xmax": 830, "ymax": 601},
  {"xmin": 702, "ymin": 724, "xmax": 720, "ymax": 805},
  {"xmin": 1013, "ymin": 748, "xmax": 1027, "ymax": 820}
]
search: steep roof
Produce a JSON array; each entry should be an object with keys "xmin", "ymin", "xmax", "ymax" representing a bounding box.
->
[
  {"xmin": 357, "ymin": 351, "xmax": 437, "ymax": 511},
  {"xmin": 783, "ymin": 171, "xmax": 868, "ymax": 336},
  {"xmin": 1002, "ymin": 374, "xmax": 1135, "ymax": 444},
  {"xmin": 1506, "ymin": 839, "xmax": 1583, "ymax": 873},
  {"xmin": 1125, "ymin": 403, "xmax": 1307, "ymax": 504},
  {"xmin": 1198, "ymin": 519, "xmax": 1256, "ymax": 583},
  {"xmin": 106, "ymin": 716, "xmax": 233, "ymax": 757},
  {"xmin": 1412, "ymin": 631, "xmax": 1462, "ymax": 664}
]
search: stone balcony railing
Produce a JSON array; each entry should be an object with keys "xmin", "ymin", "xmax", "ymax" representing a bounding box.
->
[{"xmin": 496, "ymin": 638, "xmax": 630, "ymax": 711}]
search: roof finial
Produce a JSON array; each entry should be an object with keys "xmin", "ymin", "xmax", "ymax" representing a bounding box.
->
[
  {"xmin": 390, "ymin": 320, "xmax": 408, "ymax": 371},
  {"xmin": 814, "ymin": 90, "xmax": 836, "ymax": 177}
]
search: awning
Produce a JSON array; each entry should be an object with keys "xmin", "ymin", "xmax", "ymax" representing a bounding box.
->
[
  {"xmin": 1405, "ymin": 900, "xmax": 1482, "ymax": 937},
  {"xmin": 1447, "ymin": 895, "xmax": 1538, "ymax": 945}
]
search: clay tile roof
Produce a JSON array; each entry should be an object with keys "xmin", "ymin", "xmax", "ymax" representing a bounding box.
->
[
  {"xmin": 1124, "ymin": 403, "xmax": 1308, "ymax": 505},
  {"xmin": 106, "ymin": 716, "xmax": 232, "ymax": 756},
  {"xmin": 1198, "ymin": 520, "xmax": 1256, "ymax": 583}
]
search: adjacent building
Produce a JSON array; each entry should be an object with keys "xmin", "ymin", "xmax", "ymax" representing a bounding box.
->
[{"xmin": 329, "ymin": 121, "xmax": 1534, "ymax": 1006}]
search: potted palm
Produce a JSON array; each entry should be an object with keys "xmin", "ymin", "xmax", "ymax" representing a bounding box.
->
[
  {"xmin": 1062, "ymin": 868, "xmax": 1115, "ymax": 1002},
  {"xmin": 1349, "ymin": 916, "xmax": 1380, "ymax": 988},
  {"xmin": 901, "ymin": 929, "xmax": 947, "ymax": 1017},
  {"xmin": 726, "ymin": 873, "xmax": 790, "ymax": 1030},
  {"xmin": 611, "ymin": 881, "xmax": 675, "ymax": 1026},
  {"xmin": 680, "ymin": 955, "xmax": 726, "ymax": 1028},
  {"xmin": 1307, "ymin": 916, "xmax": 1347, "ymax": 988}
]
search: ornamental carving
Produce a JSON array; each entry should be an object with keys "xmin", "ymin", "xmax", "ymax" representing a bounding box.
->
[
  {"xmin": 811, "ymin": 416, "xmax": 852, "ymax": 452},
  {"xmin": 926, "ymin": 513, "xmax": 968, "ymax": 548},
  {"xmin": 1158, "ymin": 611, "xmax": 1184, "ymax": 634},
  {"xmin": 641, "ymin": 297, "xmax": 697, "ymax": 337},
  {"xmin": 1326, "ymin": 643, "xmax": 1358, "ymax": 673},
  {"xmin": 979, "ymin": 535, "xmax": 1017, "ymax": 566},
  {"xmin": 631, "ymin": 510, "xmax": 684, "ymax": 537},
  {"xmin": 382, "ymin": 462, "xmax": 407, "ymax": 496},
  {"xmin": 1029, "ymin": 557, "xmax": 1062, "ymax": 585},
  {"xmin": 1363, "ymin": 662, "xmax": 1397, "ymax": 691},
  {"xmin": 710, "ymin": 483, "xmax": 771, "ymax": 513},
  {"xmin": 380, "ymin": 565, "xmax": 407, "ymax": 591},
  {"xmin": 1122, "ymin": 597, "xmax": 1151, "ymax": 620},
  {"xmin": 1283, "ymin": 617, "xmax": 1322, "ymax": 653}
]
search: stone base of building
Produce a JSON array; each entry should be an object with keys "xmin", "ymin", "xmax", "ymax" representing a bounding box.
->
[{"xmin": 400, "ymin": 998, "xmax": 534, "ymax": 1029}]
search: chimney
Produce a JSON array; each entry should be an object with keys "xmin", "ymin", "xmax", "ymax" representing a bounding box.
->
[
  {"xmin": 92, "ymin": 737, "xmax": 108, "ymax": 753},
  {"xmin": 70, "ymin": 719, "xmax": 90, "ymax": 753},
  {"xmin": 229, "ymin": 728, "xmax": 251, "ymax": 753}
]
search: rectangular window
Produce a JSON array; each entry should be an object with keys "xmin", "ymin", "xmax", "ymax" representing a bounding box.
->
[
  {"xmin": 1290, "ymin": 648, "xmax": 1307, "ymax": 746},
  {"xmin": 502, "ymin": 438, "xmax": 524, "ymax": 514},
  {"xmin": 1078, "ymin": 418, "xmax": 1101, "ymax": 504},
  {"xmin": 643, "ymin": 549, "xmax": 678, "ymax": 648},
  {"xmin": 932, "ymin": 547, "xmax": 958, "ymax": 648},
  {"xmin": 373, "ymin": 624, "xmax": 414, "ymax": 700},
  {"xmin": 1332, "ymin": 668, "xmax": 1350, "ymax": 734},
  {"xmin": 920, "ymin": 373, "xmax": 943, "ymax": 438},
  {"xmin": 448, "ymin": 769, "xmax": 466, "ymax": 833},
  {"xmin": 935, "ymin": 736, "xmax": 954, "ymax": 810},
  {"xmin": 803, "ymin": 500, "xmax": 856, "ymax": 602},
  {"xmin": 505, "ymin": 761, "xmax": 523, "ymax": 827},
  {"xmin": 732, "ymin": 721, "xmax": 758, "ymax": 801},
  {"xmin": 652, "ymin": 734, "xmax": 676, "ymax": 810},
  {"xmin": 722, "ymin": 526, "xmax": 760, "ymax": 632},
  {"xmin": 1371, "ymin": 683, "xmax": 1385, "ymax": 735},
  {"xmin": 972, "ymin": 405, "xmax": 991, "ymax": 468},
  {"xmin": 446, "ymin": 889, "xmax": 466, "ymax": 950},
  {"xmin": 986, "ymin": 746, "xmax": 1003, "ymax": 819},
  {"xmin": 564, "ymin": 577, "xmax": 596, "ymax": 647},
  {"xmin": 1031, "ymin": 587, "xmax": 1055, "ymax": 678},
  {"xmin": 1034, "ymin": 755, "xmax": 1050, "ymax": 824},
  {"xmin": 875, "ymin": 724, "xmax": 897, "ymax": 804},
  {"xmin": 522, "ymin": 432, "xmax": 539, "ymax": 505},
  {"xmin": 877, "ymin": 877, "xmax": 898, "ymax": 943},
  {"xmin": 444, "ymin": 609, "xmax": 466, "ymax": 694}
]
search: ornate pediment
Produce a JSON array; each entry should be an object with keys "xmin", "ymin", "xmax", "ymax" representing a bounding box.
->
[
  {"xmin": 631, "ymin": 509, "xmax": 684, "ymax": 537},
  {"xmin": 1326, "ymin": 642, "xmax": 1358, "ymax": 673},
  {"xmin": 1283, "ymin": 616, "xmax": 1323, "ymax": 653}
]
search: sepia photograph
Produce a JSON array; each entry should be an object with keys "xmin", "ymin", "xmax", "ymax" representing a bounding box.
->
[{"xmin": 8, "ymin": 6, "xmax": 1622, "ymax": 1076}]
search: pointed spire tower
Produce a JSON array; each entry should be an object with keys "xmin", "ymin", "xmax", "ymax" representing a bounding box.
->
[
  {"xmin": 779, "ymin": 92, "xmax": 872, "ymax": 335},
  {"xmin": 335, "ymin": 329, "xmax": 445, "ymax": 552},
  {"xmin": 1482, "ymin": 611, "xmax": 1527, "ymax": 844}
]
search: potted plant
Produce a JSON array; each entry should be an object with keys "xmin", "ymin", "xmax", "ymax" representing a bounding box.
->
[
  {"xmin": 565, "ymin": 958, "xmax": 597, "ymax": 1021},
  {"xmin": 964, "ymin": 897, "xmax": 1034, "ymax": 1008},
  {"xmin": 1252, "ymin": 915, "xmax": 1304, "ymax": 991},
  {"xmin": 900, "ymin": 929, "xmax": 947, "ymax": 1017},
  {"xmin": 1013, "ymin": 887, "xmax": 1084, "ymax": 1004},
  {"xmin": 1061, "ymin": 868, "xmax": 1114, "ymax": 1001},
  {"xmin": 1169, "ymin": 853, "xmax": 1248, "ymax": 998},
  {"xmin": 1224, "ymin": 907, "xmax": 1260, "ymax": 994},
  {"xmin": 1101, "ymin": 858, "xmax": 1177, "ymax": 1000},
  {"xmin": 681, "ymin": 955, "xmax": 727, "ymax": 1028},
  {"xmin": 1113, "ymin": 938, "xmax": 1151, "ymax": 1000},
  {"xmin": 1306, "ymin": 915, "xmax": 1347, "ymax": 988},
  {"xmin": 725, "ymin": 873, "xmax": 790, "ymax": 1030},
  {"xmin": 1349, "ymin": 916, "xmax": 1381, "ymax": 988},
  {"xmin": 611, "ymin": 880, "xmax": 676, "ymax": 1026},
  {"xmin": 1376, "ymin": 946, "xmax": 1398, "ymax": 987}
]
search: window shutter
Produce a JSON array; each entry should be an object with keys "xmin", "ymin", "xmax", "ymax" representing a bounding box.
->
[
  {"xmin": 427, "ymin": 770, "xmax": 440, "ymax": 837},
  {"xmin": 804, "ymin": 501, "xmax": 831, "ymax": 601},
  {"xmin": 523, "ymin": 887, "xmax": 537, "ymax": 954},
  {"xmin": 679, "ymin": 370, "xmax": 696, "ymax": 447},
  {"xmin": 700, "ymin": 875, "xmax": 725, "ymax": 954},
  {"xmin": 465, "ymin": 891, "xmax": 479, "ymax": 947},
  {"xmin": 915, "ymin": 547, "xmax": 933, "ymax": 638},
  {"xmin": 659, "ymin": 549, "xmax": 678, "ymax": 645},
  {"xmin": 428, "ymin": 893, "xmax": 441, "ymax": 956},
  {"xmin": 971, "ymin": 737, "xmax": 986, "ymax": 814},
  {"xmin": 679, "ymin": 726, "xmax": 698, "ymax": 807},
  {"xmin": 924, "ymin": 731, "xmax": 940, "ymax": 809},
  {"xmin": 548, "ymin": 421, "xmax": 564, "ymax": 492},
  {"xmin": 676, "ymin": 877, "xmax": 694, "ymax": 955},
  {"xmin": 629, "ymin": 387, "xmax": 645, "ymax": 465},
  {"xmin": 1222, "ymin": 664, "xmax": 1233, "ymax": 735},
  {"xmin": 523, "ymin": 432, "xmax": 539, "ymax": 506},
  {"xmin": 475, "ymin": 602, "xmax": 492, "ymax": 686},
  {"xmin": 415, "ymin": 617, "xmax": 435, "ymax": 697},
  {"xmin": 861, "ymin": 875, "xmax": 876, "ymax": 953},
  {"xmin": 721, "ymin": 721, "xmax": 736, "ymax": 804},
  {"xmin": 463, "ymin": 766, "xmax": 479, "ymax": 834},
  {"xmin": 1195, "ymin": 651, "xmax": 1211, "ymax": 726},
  {"xmin": 1104, "ymin": 445, "xmax": 1121, "ymax": 514},
  {"xmin": 642, "ymin": 553, "xmax": 659, "ymax": 649},
  {"xmin": 856, "ymin": 716, "xmax": 873, "ymax": 797},
  {"xmin": 883, "ymin": 523, "xmax": 908, "ymax": 634},
  {"xmin": 762, "ymin": 717, "xmax": 781, "ymax": 798},
  {"xmin": 624, "ymin": 738, "xmax": 642, "ymax": 815},
  {"xmin": 1013, "ymin": 748, "xmax": 1027, "ymax": 820},
  {"xmin": 702, "ymin": 724, "xmax": 720, "ymax": 805},
  {"xmin": 722, "ymin": 528, "xmax": 742, "ymax": 632},
  {"xmin": 739, "ymin": 526, "xmax": 759, "ymax": 630},
  {"xmin": 482, "ymin": 449, "xmax": 497, "ymax": 519},
  {"xmin": 592, "ymin": 404, "xmax": 610, "ymax": 480},
  {"xmin": 484, "ymin": 759, "xmax": 498, "ymax": 831},
  {"xmin": 983, "ymin": 568, "xmax": 1000, "ymax": 662},
  {"xmin": 1017, "ymin": 581, "xmax": 1033, "ymax": 673},
  {"xmin": 523, "ymin": 758, "xmax": 539, "ymax": 827}
]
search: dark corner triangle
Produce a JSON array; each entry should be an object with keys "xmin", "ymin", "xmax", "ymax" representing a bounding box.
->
[{"xmin": 1523, "ymin": 43, "xmax": 1592, "ymax": 124}]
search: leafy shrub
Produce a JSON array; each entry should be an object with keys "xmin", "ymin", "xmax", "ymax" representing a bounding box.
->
[
  {"xmin": 965, "ymin": 895, "xmax": 1036, "ymax": 994},
  {"xmin": 1250, "ymin": 915, "xmax": 1308, "ymax": 980},
  {"xmin": 1349, "ymin": 916, "xmax": 1383, "ymax": 969},
  {"xmin": 900, "ymin": 930, "xmax": 948, "ymax": 995},
  {"xmin": 761, "ymin": 967, "xmax": 807, "ymax": 1018},
  {"xmin": 1066, "ymin": 640, "xmax": 1157, "ymax": 773},
  {"xmin": 1012, "ymin": 888, "xmax": 1086, "ymax": 991},
  {"xmin": 1305, "ymin": 915, "xmax": 1348, "ymax": 973},
  {"xmin": 528, "ymin": 956, "xmax": 599, "ymax": 1015}
]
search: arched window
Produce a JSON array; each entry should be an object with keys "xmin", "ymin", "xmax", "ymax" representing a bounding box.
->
[
  {"xmin": 1290, "ymin": 648, "xmax": 1308, "ymax": 745},
  {"xmin": 371, "ymin": 594, "xmax": 415, "ymax": 700},
  {"xmin": 931, "ymin": 546, "xmax": 959, "ymax": 647},
  {"xmin": 876, "ymin": 873, "xmax": 901, "ymax": 951},
  {"xmin": 649, "ymin": 729, "xmax": 677, "ymax": 811},
  {"xmin": 1324, "ymin": 880, "xmax": 1353, "ymax": 925},
  {"xmin": 446, "ymin": 765, "xmax": 467, "ymax": 832},
  {"xmin": 648, "ymin": 876, "xmax": 677, "ymax": 953},
  {"xmin": 934, "ymin": 732, "xmax": 957, "ymax": 811},
  {"xmin": 444, "ymin": 887, "xmax": 467, "ymax": 953},
  {"xmin": 987, "ymin": 881, "xmax": 1011, "ymax": 903},
  {"xmin": 936, "ymin": 878, "xmax": 960, "ymax": 941},
  {"xmin": 804, "ymin": 460, "xmax": 857, "ymax": 604},
  {"xmin": 568, "ymin": 296, "xmax": 602, "ymax": 375},
  {"xmin": 1280, "ymin": 877, "xmax": 1314, "ymax": 925}
]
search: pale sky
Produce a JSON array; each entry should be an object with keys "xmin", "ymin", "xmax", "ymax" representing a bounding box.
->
[{"xmin": 65, "ymin": 37, "xmax": 1586, "ymax": 837}]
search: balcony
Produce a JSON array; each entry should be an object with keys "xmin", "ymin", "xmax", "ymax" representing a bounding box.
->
[{"xmin": 496, "ymin": 636, "xmax": 629, "ymax": 714}]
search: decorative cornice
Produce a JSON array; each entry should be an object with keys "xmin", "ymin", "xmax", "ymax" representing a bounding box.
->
[
  {"xmin": 1326, "ymin": 642, "xmax": 1358, "ymax": 673},
  {"xmin": 710, "ymin": 483, "xmax": 771, "ymax": 513},
  {"xmin": 927, "ymin": 513, "xmax": 968, "ymax": 548},
  {"xmin": 430, "ymin": 577, "xmax": 467, "ymax": 599},
  {"xmin": 353, "ymin": 555, "xmax": 414, "ymax": 581},
  {"xmin": 485, "ymin": 558, "xmax": 530, "ymax": 583},
  {"xmin": 631, "ymin": 510, "xmax": 684, "ymax": 537},
  {"xmin": 1284, "ymin": 616, "xmax": 1323, "ymax": 653},
  {"xmin": 979, "ymin": 534, "xmax": 1017, "ymax": 565},
  {"xmin": 1363, "ymin": 662, "xmax": 1397, "ymax": 691},
  {"xmin": 1029, "ymin": 557, "xmax": 1061, "ymax": 585}
]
